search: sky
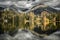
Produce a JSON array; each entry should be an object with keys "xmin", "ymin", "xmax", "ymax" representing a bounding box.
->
[
  {"xmin": 0, "ymin": 0, "xmax": 59, "ymax": 6},
  {"xmin": 0, "ymin": 0, "xmax": 60, "ymax": 11}
]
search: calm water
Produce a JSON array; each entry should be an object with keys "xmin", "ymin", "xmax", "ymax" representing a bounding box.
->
[{"xmin": 0, "ymin": 29, "xmax": 60, "ymax": 40}]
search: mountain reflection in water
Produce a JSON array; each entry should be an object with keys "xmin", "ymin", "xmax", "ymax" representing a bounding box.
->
[{"xmin": 0, "ymin": 29, "xmax": 60, "ymax": 40}]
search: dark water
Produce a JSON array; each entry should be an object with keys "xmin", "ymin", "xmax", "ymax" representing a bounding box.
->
[{"xmin": 0, "ymin": 29, "xmax": 60, "ymax": 40}]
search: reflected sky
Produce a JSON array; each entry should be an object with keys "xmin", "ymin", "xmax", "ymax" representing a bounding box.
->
[{"xmin": 0, "ymin": 30, "xmax": 60, "ymax": 40}]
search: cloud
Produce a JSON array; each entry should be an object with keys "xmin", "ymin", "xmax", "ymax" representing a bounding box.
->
[{"xmin": 0, "ymin": 0, "xmax": 60, "ymax": 11}]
